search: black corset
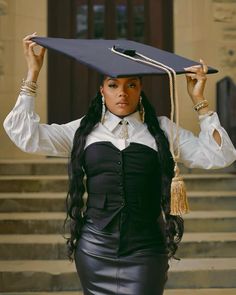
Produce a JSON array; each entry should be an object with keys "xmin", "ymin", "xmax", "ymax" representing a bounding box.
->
[{"xmin": 83, "ymin": 141, "xmax": 162, "ymax": 230}]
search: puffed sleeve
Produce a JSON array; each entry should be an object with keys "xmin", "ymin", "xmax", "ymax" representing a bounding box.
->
[
  {"xmin": 3, "ymin": 94, "xmax": 81, "ymax": 157},
  {"xmin": 158, "ymin": 112, "xmax": 236, "ymax": 169}
]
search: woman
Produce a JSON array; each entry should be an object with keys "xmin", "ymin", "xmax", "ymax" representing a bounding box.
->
[{"xmin": 3, "ymin": 33, "xmax": 236, "ymax": 295}]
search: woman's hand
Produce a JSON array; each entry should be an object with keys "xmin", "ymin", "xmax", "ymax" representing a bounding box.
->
[
  {"xmin": 184, "ymin": 59, "xmax": 208, "ymax": 104},
  {"xmin": 23, "ymin": 32, "xmax": 46, "ymax": 82},
  {"xmin": 185, "ymin": 60, "xmax": 222, "ymax": 146}
]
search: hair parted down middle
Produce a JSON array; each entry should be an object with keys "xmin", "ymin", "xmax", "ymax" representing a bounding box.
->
[{"xmin": 64, "ymin": 90, "xmax": 184, "ymax": 261}]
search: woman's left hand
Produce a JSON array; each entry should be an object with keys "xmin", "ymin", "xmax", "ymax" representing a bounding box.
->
[{"xmin": 184, "ymin": 59, "xmax": 208, "ymax": 104}]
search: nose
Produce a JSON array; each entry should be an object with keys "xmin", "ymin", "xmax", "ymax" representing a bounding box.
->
[{"xmin": 118, "ymin": 86, "xmax": 128, "ymax": 98}]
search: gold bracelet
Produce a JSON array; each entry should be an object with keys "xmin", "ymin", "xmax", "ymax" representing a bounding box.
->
[
  {"xmin": 193, "ymin": 100, "xmax": 209, "ymax": 112},
  {"xmin": 20, "ymin": 85, "xmax": 36, "ymax": 93},
  {"xmin": 20, "ymin": 89, "xmax": 37, "ymax": 97},
  {"xmin": 22, "ymin": 79, "xmax": 38, "ymax": 90},
  {"xmin": 20, "ymin": 78, "xmax": 38, "ymax": 97}
]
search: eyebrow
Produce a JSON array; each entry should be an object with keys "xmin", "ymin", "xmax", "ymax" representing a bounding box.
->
[{"xmin": 107, "ymin": 78, "xmax": 139, "ymax": 82}]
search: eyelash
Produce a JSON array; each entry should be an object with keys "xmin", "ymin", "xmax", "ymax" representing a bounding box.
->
[
  {"xmin": 108, "ymin": 83, "xmax": 136, "ymax": 88},
  {"xmin": 108, "ymin": 84, "xmax": 117, "ymax": 88}
]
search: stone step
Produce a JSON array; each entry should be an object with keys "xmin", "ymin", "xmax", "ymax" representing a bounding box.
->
[
  {"xmin": 0, "ymin": 293, "xmax": 83, "ymax": 295},
  {"xmin": 0, "ymin": 175, "xmax": 69, "ymax": 193},
  {"xmin": 0, "ymin": 159, "xmax": 68, "ymax": 176},
  {"xmin": 0, "ymin": 191, "xmax": 235, "ymax": 212},
  {"xmin": 0, "ymin": 211, "xmax": 235, "ymax": 234},
  {"xmin": 0, "ymin": 174, "xmax": 236, "ymax": 192},
  {"xmin": 0, "ymin": 234, "xmax": 68, "ymax": 260},
  {"xmin": 0, "ymin": 260, "xmax": 80, "ymax": 292},
  {"xmin": 0, "ymin": 258, "xmax": 236, "ymax": 291},
  {"xmin": 167, "ymin": 258, "xmax": 236, "ymax": 289},
  {"xmin": 0, "ymin": 193, "xmax": 67, "ymax": 212},
  {"xmin": 179, "ymin": 232, "xmax": 236, "ymax": 258},
  {"xmin": 0, "ymin": 212, "xmax": 67, "ymax": 234},
  {"xmin": 0, "ymin": 159, "xmax": 235, "ymax": 176},
  {"xmin": 183, "ymin": 174, "xmax": 236, "ymax": 191},
  {"xmin": 187, "ymin": 191, "xmax": 236, "ymax": 210},
  {"xmin": 1, "ymin": 290, "xmax": 236, "ymax": 295},
  {"xmin": 164, "ymin": 290, "xmax": 236, "ymax": 295},
  {"xmin": 184, "ymin": 210, "xmax": 236, "ymax": 232},
  {"xmin": 0, "ymin": 232, "xmax": 235, "ymax": 260}
]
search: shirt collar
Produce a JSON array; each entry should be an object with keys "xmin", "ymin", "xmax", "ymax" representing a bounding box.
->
[{"xmin": 103, "ymin": 110, "xmax": 143, "ymax": 132}]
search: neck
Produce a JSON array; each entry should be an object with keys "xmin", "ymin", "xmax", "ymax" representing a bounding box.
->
[{"xmin": 108, "ymin": 109, "xmax": 137, "ymax": 119}]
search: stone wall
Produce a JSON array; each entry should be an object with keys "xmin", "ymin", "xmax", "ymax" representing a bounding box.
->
[
  {"xmin": 174, "ymin": 0, "xmax": 236, "ymax": 134},
  {"xmin": 0, "ymin": 0, "xmax": 47, "ymax": 159},
  {"xmin": 1, "ymin": 0, "xmax": 235, "ymax": 159}
]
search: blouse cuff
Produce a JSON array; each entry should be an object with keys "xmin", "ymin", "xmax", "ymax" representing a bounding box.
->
[
  {"xmin": 198, "ymin": 111, "xmax": 222, "ymax": 132},
  {"xmin": 15, "ymin": 94, "xmax": 35, "ymax": 112},
  {"xmin": 198, "ymin": 111, "xmax": 225, "ymax": 150}
]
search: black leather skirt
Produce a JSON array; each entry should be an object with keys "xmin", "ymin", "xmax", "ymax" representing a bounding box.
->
[{"xmin": 75, "ymin": 214, "xmax": 169, "ymax": 295}]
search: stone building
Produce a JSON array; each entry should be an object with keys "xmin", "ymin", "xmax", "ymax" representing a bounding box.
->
[{"xmin": 0, "ymin": 0, "xmax": 235, "ymax": 159}]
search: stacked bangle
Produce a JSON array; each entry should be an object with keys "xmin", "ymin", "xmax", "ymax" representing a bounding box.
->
[
  {"xmin": 193, "ymin": 99, "xmax": 209, "ymax": 112},
  {"xmin": 20, "ymin": 79, "xmax": 38, "ymax": 97}
]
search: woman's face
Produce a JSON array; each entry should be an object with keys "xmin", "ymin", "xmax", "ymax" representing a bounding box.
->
[{"xmin": 100, "ymin": 76, "xmax": 142, "ymax": 117}]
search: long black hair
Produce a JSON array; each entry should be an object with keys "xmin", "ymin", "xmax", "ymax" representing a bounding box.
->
[{"xmin": 64, "ymin": 90, "xmax": 184, "ymax": 261}]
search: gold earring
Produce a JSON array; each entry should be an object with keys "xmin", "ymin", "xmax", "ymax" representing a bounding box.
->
[
  {"xmin": 139, "ymin": 96, "xmax": 145, "ymax": 123},
  {"xmin": 101, "ymin": 96, "xmax": 106, "ymax": 124}
]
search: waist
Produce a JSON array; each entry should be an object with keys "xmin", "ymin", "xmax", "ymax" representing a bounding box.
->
[
  {"xmin": 86, "ymin": 192, "xmax": 161, "ymax": 211},
  {"xmin": 86, "ymin": 171, "xmax": 160, "ymax": 195}
]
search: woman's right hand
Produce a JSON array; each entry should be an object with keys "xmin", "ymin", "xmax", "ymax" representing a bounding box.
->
[{"xmin": 23, "ymin": 32, "xmax": 46, "ymax": 82}]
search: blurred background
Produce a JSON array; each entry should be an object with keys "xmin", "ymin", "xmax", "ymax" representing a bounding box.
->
[{"xmin": 0, "ymin": 0, "xmax": 235, "ymax": 159}]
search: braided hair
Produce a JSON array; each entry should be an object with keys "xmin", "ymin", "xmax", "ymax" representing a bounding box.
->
[{"xmin": 64, "ymin": 90, "xmax": 184, "ymax": 261}]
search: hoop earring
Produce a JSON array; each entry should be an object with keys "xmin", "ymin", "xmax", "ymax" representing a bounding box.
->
[
  {"xmin": 101, "ymin": 96, "xmax": 106, "ymax": 124},
  {"xmin": 139, "ymin": 96, "xmax": 145, "ymax": 123}
]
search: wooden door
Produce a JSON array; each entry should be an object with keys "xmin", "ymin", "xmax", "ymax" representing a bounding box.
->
[{"xmin": 48, "ymin": 0, "xmax": 173, "ymax": 123}]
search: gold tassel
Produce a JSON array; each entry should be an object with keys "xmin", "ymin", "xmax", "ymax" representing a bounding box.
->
[{"xmin": 170, "ymin": 162, "xmax": 190, "ymax": 216}]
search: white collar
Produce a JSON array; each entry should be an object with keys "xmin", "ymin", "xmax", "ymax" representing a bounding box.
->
[{"xmin": 103, "ymin": 110, "xmax": 143, "ymax": 132}]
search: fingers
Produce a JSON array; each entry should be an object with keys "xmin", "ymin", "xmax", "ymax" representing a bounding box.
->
[
  {"xmin": 184, "ymin": 59, "xmax": 208, "ymax": 75},
  {"xmin": 184, "ymin": 59, "xmax": 208, "ymax": 82},
  {"xmin": 39, "ymin": 47, "xmax": 46, "ymax": 57},
  {"xmin": 23, "ymin": 32, "xmax": 37, "ymax": 54},
  {"xmin": 23, "ymin": 32, "xmax": 46, "ymax": 58},
  {"xmin": 185, "ymin": 73, "xmax": 207, "ymax": 82},
  {"xmin": 184, "ymin": 65, "xmax": 204, "ymax": 74},
  {"xmin": 23, "ymin": 32, "xmax": 37, "ymax": 41},
  {"xmin": 185, "ymin": 75, "xmax": 192, "ymax": 82},
  {"xmin": 200, "ymin": 58, "xmax": 208, "ymax": 74},
  {"xmin": 23, "ymin": 32, "xmax": 37, "ymax": 46},
  {"xmin": 28, "ymin": 42, "xmax": 38, "ymax": 57}
]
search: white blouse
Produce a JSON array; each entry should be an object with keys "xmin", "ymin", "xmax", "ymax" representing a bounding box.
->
[{"xmin": 3, "ymin": 94, "xmax": 236, "ymax": 169}]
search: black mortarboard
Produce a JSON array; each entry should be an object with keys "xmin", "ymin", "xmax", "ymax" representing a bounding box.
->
[{"xmin": 32, "ymin": 37, "xmax": 218, "ymax": 77}]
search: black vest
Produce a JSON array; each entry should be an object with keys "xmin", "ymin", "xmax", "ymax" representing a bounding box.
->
[{"xmin": 83, "ymin": 141, "xmax": 163, "ymax": 230}]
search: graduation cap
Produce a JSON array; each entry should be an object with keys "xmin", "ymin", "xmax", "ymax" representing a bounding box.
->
[
  {"xmin": 31, "ymin": 37, "xmax": 218, "ymax": 216},
  {"xmin": 31, "ymin": 37, "xmax": 218, "ymax": 77}
]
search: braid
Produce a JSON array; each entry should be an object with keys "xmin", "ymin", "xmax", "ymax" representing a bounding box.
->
[
  {"xmin": 141, "ymin": 91, "xmax": 184, "ymax": 259},
  {"xmin": 64, "ymin": 89, "xmax": 183, "ymax": 261},
  {"xmin": 64, "ymin": 91, "xmax": 102, "ymax": 261}
]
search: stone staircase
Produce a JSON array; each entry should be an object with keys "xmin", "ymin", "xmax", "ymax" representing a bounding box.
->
[{"xmin": 0, "ymin": 160, "xmax": 236, "ymax": 295}]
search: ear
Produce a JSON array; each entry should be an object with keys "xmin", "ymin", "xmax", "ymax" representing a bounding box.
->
[{"xmin": 100, "ymin": 85, "xmax": 104, "ymax": 96}]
